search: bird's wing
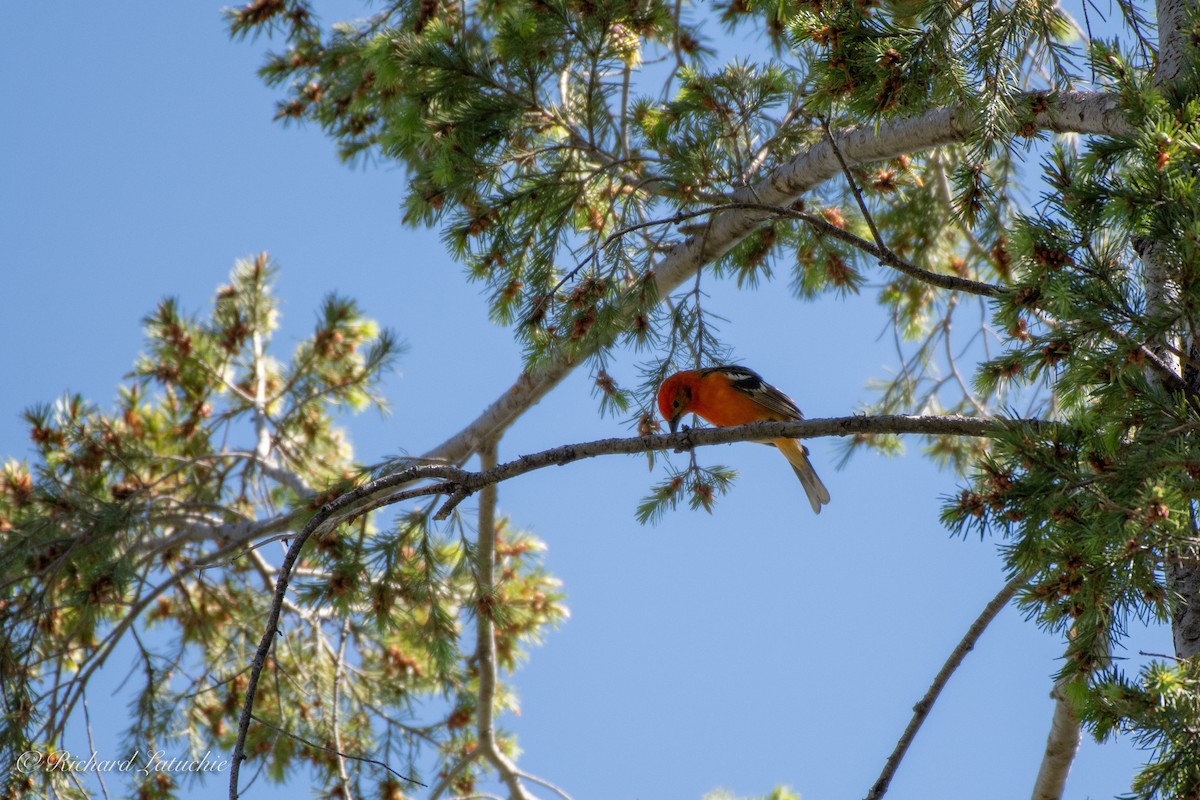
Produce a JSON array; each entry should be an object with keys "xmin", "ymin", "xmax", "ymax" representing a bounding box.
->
[{"xmin": 701, "ymin": 365, "xmax": 805, "ymax": 420}]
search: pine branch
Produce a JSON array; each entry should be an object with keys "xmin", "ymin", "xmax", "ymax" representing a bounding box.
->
[
  {"xmin": 865, "ymin": 575, "xmax": 1024, "ymax": 800},
  {"xmin": 423, "ymin": 91, "xmax": 1130, "ymax": 468},
  {"xmin": 41, "ymin": 536, "xmax": 257, "ymax": 749}
]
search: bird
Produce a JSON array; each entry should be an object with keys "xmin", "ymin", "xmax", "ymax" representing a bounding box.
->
[{"xmin": 657, "ymin": 365, "xmax": 831, "ymax": 514}]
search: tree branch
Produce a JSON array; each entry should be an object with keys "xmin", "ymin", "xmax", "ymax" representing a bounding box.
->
[
  {"xmin": 1156, "ymin": 0, "xmax": 1191, "ymax": 83},
  {"xmin": 429, "ymin": 414, "xmax": 1025, "ymax": 519},
  {"xmin": 423, "ymin": 91, "xmax": 1129, "ymax": 468},
  {"xmin": 231, "ymin": 412, "xmax": 1050, "ymax": 798},
  {"xmin": 474, "ymin": 440, "xmax": 536, "ymax": 800},
  {"xmin": 724, "ymin": 202, "xmax": 1003, "ymax": 298},
  {"xmin": 821, "ymin": 114, "xmax": 886, "ymax": 251},
  {"xmin": 865, "ymin": 575, "xmax": 1025, "ymax": 800},
  {"xmin": 248, "ymin": 713, "xmax": 423, "ymax": 788},
  {"xmin": 1030, "ymin": 679, "xmax": 1081, "ymax": 800}
]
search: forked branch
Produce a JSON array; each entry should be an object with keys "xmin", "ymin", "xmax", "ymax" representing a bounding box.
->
[
  {"xmin": 474, "ymin": 440, "xmax": 536, "ymax": 799},
  {"xmin": 230, "ymin": 413, "xmax": 1046, "ymax": 799}
]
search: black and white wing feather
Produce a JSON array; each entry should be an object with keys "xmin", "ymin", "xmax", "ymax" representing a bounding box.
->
[{"xmin": 700, "ymin": 365, "xmax": 805, "ymax": 420}]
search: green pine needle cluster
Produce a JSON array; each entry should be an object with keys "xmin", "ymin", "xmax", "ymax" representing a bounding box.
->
[{"xmin": 0, "ymin": 260, "xmax": 566, "ymax": 798}]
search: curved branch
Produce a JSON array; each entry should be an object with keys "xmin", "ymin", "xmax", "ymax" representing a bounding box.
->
[
  {"xmin": 728, "ymin": 202, "xmax": 1003, "ymax": 298},
  {"xmin": 248, "ymin": 713, "xmax": 422, "ymax": 788},
  {"xmin": 230, "ymin": 412, "xmax": 1049, "ymax": 797}
]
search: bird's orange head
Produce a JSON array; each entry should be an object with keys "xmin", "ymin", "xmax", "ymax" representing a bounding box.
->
[{"xmin": 657, "ymin": 371, "xmax": 697, "ymax": 433}]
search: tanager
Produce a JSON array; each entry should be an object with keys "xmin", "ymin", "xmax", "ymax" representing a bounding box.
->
[{"xmin": 657, "ymin": 365, "xmax": 831, "ymax": 514}]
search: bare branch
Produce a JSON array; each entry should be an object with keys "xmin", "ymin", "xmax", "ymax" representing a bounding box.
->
[
  {"xmin": 865, "ymin": 575, "xmax": 1025, "ymax": 800},
  {"xmin": 821, "ymin": 115, "xmax": 886, "ymax": 251},
  {"xmin": 514, "ymin": 769, "xmax": 576, "ymax": 800},
  {"xmin": 430, "ymin": 414, "xmax": 1029, "ymax": 519},
  {"xmin": 474, "ymin": 440, "xmax": 535, "ymax": 800},
  {"xmin": 1030, "ymin": 679, "xmax": 1081, "ymax": 800},
  {"xmin": 331, "ymin": 618, "xmax": 353, "ymax": 797}
]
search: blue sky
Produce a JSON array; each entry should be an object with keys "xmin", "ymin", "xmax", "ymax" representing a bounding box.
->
[{"xmin": 0, "ymin": 3, "xmax": 1167, "ymax": 799}]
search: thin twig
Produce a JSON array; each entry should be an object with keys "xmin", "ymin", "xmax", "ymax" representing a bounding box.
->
[
  {"xmin": 515, "ymin": 768, "xmax": 577, "ymax": 800},
  {"xmin": 669, "ymin": 0, "xmax": 685, "ymax": 72},
  {"xmin": 248, "ymin": 713, "xmax": 424, "ymax": 787},
  {"xmin": 736, "ymin": 201, "xmax": 1003, "ymax": 298},
  {"xmin": 822, "ymin": 114, "xmax": 885, "ymax": 250},
  {"xmin": 81, "ymin": 694, "xmax": 111, "ymax": 800},
  {"xmin": 564, "ymin": 199, "xmax": 1007, "ymax": 300},
  {"xmin": 942, "ymin": 299, "xmax": 991, "ymax": 417},
  {"xmin": 865, "ymin": 574, "xmax": 1025, "ymax": 800},
  {"xmin": 474, "ymin": 440, "xmax": 534, "ymax": 799},
  {"xmin": 330, "ymin": 618, "xmax": 353, "ymax": 798}
]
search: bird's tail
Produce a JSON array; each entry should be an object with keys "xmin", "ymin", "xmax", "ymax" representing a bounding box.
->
[{"xmin": 775, "ymin": 438, "xmax": 831, "ymax": 515}]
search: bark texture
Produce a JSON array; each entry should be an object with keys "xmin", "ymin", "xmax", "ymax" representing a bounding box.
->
[
  {"xmin": 1030, "ymin": 681, "xmax": 1082, "ymax": 800},
  {"xmin": 1148, "ymin": 0, "xmax": 1200, "ymax": 662}
]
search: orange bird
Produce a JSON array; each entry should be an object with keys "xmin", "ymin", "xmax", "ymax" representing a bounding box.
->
[{"xmin": 657, "ymin": 365, "xmax": 831, "ymax": 514}]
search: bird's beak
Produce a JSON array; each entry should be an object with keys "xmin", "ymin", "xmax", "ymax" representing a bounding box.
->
[{"xmin": 668, "ymin": 413, "xmax": 682, "ymax": 434}]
